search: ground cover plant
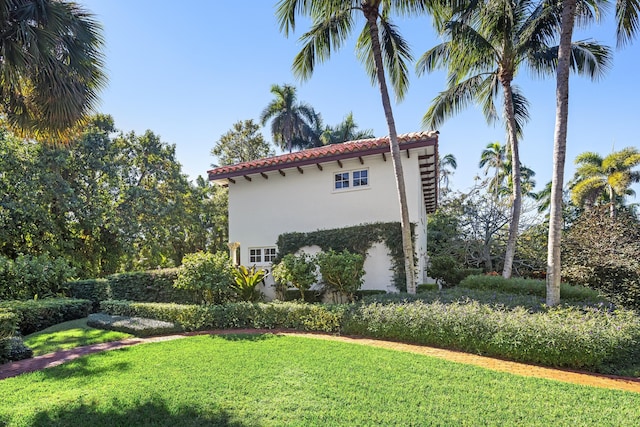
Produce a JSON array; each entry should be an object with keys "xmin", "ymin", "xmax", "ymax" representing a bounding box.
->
[
  {"xmin": 86, "ymin": 313, "xmax": 181, "ymax": 337},
  {"xmin": 22, "ymin": 318, "xmax": 132, "ymax": 356},
  {"xmin": 0, "ymin": 335, "xmax": 639, "ymax": 426}
]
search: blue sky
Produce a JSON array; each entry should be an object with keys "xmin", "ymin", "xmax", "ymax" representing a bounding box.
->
[{"xmin": 82, "ymin": 1, "xmax": 639, "ymax": 196}]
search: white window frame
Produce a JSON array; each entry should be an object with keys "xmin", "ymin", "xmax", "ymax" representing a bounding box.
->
[
  {"xmin": 248, "ymin": 247, "xmax": 277, "ymax": 265},
  {"xmin": 333, "ymin": 168, "xmax": 369, "ymax": 192}
]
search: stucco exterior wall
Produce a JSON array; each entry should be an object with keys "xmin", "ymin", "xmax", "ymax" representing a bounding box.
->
[{"xmin": 227, "ymin": 153, "xmax": 426, "ymax": 297}]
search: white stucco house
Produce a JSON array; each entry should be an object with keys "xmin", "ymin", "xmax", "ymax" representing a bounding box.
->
[{"xmin": 207, "ymin": 131, "xmax": 439, "ymax": 299}]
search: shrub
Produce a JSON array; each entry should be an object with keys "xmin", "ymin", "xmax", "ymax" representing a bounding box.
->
[
  {"xmin": 0, "ymin": 298, "xmax": 92, "ymax": 335},
  {"xmin": 0, "ymin": 254, "xmax": 75, "ymax": 300},
  {"xmin": 354, "ymin": 290, "xmax": 387, "ymax": 300},
  {"xmin": 562, "ymin": 207, "xmax": 640, "ymax": 310},
  {"xmin": 427, "ymin": 255, "xmax": 482, "ymax": 287},
  {"xmin": 0, "ymin": 309, "xmax": 18, "ymax": 339},
  {"xmin": 417, "ymin": 283, "xmax": 438, "ymax": 292},
  {"xmin": 342, "ymin": 301, "xmax": 640, "ymax": 372},
  {"xmin": 100, "ymin": 300, "xmax": 346, "ymax": 333},
  {"xmin": 108, "ymin": 268, "xmax": 198, "ymax": 304},
  {"xmin": 459, "ymin": 275, "xmax": 605, "ymax": 304},
  {"xmin": 316, "ymin": 250, "xmax": 364, "ymax": 302},
  {"xmin": 231, "ymin": 265, "xmax": 266, "ymax": 302},
  {"xmin": 66, "ymin": 279, "xmax": 111, "ymax": 311},
  {"xmin": 0, "ymin": 336, "xmax": 33, "ymax": 364},
  {"xmin": 284, "ymin": 289, "xmax": 324, "ymax": 303},
  {"xmin": 87, "ymin": 313, "xmax": 182, "ymax": 337},
  {"xmin": 272, "ymin": 253, "xmax": 317, "ymax": 301},
  {"xmin": 174, "ymin": 252, "xmax": 236, "ymax": 304}
]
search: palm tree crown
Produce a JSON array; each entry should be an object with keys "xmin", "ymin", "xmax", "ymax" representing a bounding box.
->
[
  {"xmin": 0, "ymin": 0, "xmax": 106, "ymax": 140},
  {"xmin": 571, "ymin": 147, "xmax": 640, "ymax": 217},
  {"xmin": 260, "ymin": 84, "xmax": 320, "ymax": 152}
]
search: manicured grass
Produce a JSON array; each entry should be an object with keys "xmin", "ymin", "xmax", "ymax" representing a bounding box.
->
[
  {"xmin": 1, "ymin": 335, "xmax": 639, "ymax": 426},
  {"xmin": 23, "ymin": 318, "xmax": 132, "ymax": 356}
]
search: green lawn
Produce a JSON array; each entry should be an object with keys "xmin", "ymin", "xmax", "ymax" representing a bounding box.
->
[
  {"xmin": 1, "ymin": 334, "xmax": 639, "ymax": 426},
  {"xmin": 23, "ymin": 318, "xmax": 132, "ymax": 356}
]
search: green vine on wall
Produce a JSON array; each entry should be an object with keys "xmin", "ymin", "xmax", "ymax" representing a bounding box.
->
[{"xmin": 276, "ymin": 222, "xmax": 415, "ymax": 292}]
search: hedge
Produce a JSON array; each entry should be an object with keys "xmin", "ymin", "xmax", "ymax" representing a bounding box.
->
[
  {"xmin": 342, "ymin": 301, "xmax": 640, "ymax": 373},
  {"xmin": 459, "ymin": 275, "xmax": 604, "ymax": 304},
  {"xmin": 100, "ymin": 300, "xmax": 346, "ymax": 333},
  {"xmin": 0, "ymin": 309, "xmax": 18, "ymax": 338},
  {"xmin": 99, "ymin": 299, "xmax": 640, "ymax": 374},
  {"xmin": 67, "ymin": 269, "xmax": 200, "ymax": 308},
  {"xmin": 87, "ymin": 313, "xmax": 182, "ymax": 337},
  {"xmin": 0, "ymin": 298, "xmax": 92, "ymax": 335}
]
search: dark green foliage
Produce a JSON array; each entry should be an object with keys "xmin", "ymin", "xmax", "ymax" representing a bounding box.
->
[
  {"xmin": 230, "ymin": 265, "xmax": 266, "ymax": 302},
  {"xmin": 283, "ymin": 289, "xmax": 324, "ymax": 303},
  {"xmin": 459, "ymin": 275, "xmax": 604, "ymax": 304},
  {"xmin": 0, "ymin": 309, "xmax": 18, "ymax": 339},
  {"xmin": 562, "ymin": 206, "xmax": 640, "ymax": 310},
  {"xmin": 66, "ymin": 279, "xmax": 111, "ymax": 311},
  {"xmin": 354, "ymin": 290, "xmax": 387, "ymax": 300},
  {"xmin": 416, "ymin": 283, "xmax": 438, "ymax": 292},
  {"xmin": 0, "ymin": 254, "xmax": 75, "ymax": 300},
  {"xmin": 87, "ymin": 313, "xmax": 182, "ymax": 337},
  {"xmin": 342, "ymin": 301, "xmax": 640, "ymax": 373},
  {"xmin": 0, "ymin": 298, "xmax": 92, "ymax": 335},
  {"xmin": 100, "ymin": 300, "xmax": 346, "ymax": 333},
  {"xmin": 276, "ymin": 222, "xmax": 414, "ymax": 291},
  {"xmin": 316, "ymin": 250, "xmax": 365, "ymax": 302},
  {"xmin": 0, "ymin": 336, "xmax": 33, "ymax": 364},
  {"xmin": 174, "ymin": 252, "xmax": 236, "ymax": 304},
  {"xmin": 108, "ymin": 269, "xmax": 199, "ymax": 304},
  {"xmin": 428, "ymin": 255, "xmax": 482, "ymax": 287}
]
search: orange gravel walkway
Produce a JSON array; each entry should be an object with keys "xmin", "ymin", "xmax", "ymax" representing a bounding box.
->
[{"xmin": 1, "ymin": 330, "xmax": 639, "ymax": 393}]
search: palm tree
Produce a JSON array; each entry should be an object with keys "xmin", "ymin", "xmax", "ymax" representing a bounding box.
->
[
  {"xmin": 547, "ymin": 0, "xmax": 638, "ymax": 306},
  {"xmin": 276, "ymin": 0, "xmax": 430, "ymax": 294},
  {"xmin": 260, "ymin": 84, "xmax": 320, "ymax": 152},
  {"xmin": 570, "ymin": 147, "xmax": 640, "ymax": 217},
  {"xmin": 419, "ymin": 0, "xmax": 609, "ymax": 278},
  {"xmin": 439, "ymin": 153, "xmax": 457, "ymax": 197},
  {"xmin": 320, "ymin": 112, "xmax": 374, "ymax": 145},
  {"xmin": 479, "ymin": 142, "xmax": 508, "ymax": 197},
  {"xmin": 0, "ymin": 0, "xmax": 106, "ymax": 140}
]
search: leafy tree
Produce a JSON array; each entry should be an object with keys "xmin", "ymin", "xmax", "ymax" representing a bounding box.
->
[
  {"xmin": 562, "ymin": 206, "xmax": 640, "ymax": 309},
  {"xmin": 211, "ymin": 120, "xmax": 274, "ymax": 166},
  {"xmin": 260, "ymin": 84, "xmax": 320, "ymax": 152},
  {"xmin": 546, "ymin": 0, "xmax": 636, "ymax": 306},
  {"xmin": 272, "ymin": 253, "xmax": 317, "ymax": 301},
  {"xmin": 0, "ymin": 0, "xmax": 106, "ymax": 140},
  {"xmin": 316, "ymin": 250, "xmax": 365, "ymax": 302},
  {"xmin": 277, "ymin": 0, "xmax": 429, "ymax": 293},
  {"xmin": 419, "ymin": 0, "xmax": 610, "ymax": 280},
  {"xmin": 570, "ymin": 147, "xmax": 640, "ymax": 218},
  {"xmin": 174, "ymin": 251, "xmax": 236, "ymax": 304}
]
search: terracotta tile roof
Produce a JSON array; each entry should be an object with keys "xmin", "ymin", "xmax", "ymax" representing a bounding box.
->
[{"xmin": 207, "ymin": 131, "xmax": 438, "ymax": 181}]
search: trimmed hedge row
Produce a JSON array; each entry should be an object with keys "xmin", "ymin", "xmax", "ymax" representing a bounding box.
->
[
  {"xmin": 100, "ymin": 300, "xmax": 346, "ymax": 333},
  {"xmin": 0, "ymin": 298, "xmax": 92, "ymax": 335},
  {"xmin": 67, "ymin": 269, "xmax": 200, "ymax": 308},
  {"xmin": 342, "ymin": 301, "xmax": 640, "ymax": 373},
  {"xmin": 99, "ymin": 299, "xmax": 640, "ymax": 374},
  {"xmin": 459, "ymin": 275, "xmax": 604, "ymax": 303}
]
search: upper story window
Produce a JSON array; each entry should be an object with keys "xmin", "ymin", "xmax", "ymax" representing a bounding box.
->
[
  {"xmin": 249, "ymin": 247, "xmax": 277, "ymax": 264},
  {"xmin": 334, "ymin": 169, "xmax": 369, "ymax": 191}
]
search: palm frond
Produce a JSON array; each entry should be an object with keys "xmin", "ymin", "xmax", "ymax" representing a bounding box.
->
[
  {"xmin": 423, "ymin": 74, "xmax": 487, "ymax": 129},
  {"xmin": 616, "ymin": 0, "xmax": 640, "ymax": 47}
]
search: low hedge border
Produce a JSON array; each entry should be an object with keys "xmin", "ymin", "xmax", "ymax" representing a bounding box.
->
[
  {"xmin": 0, "ymin": 309, "xmax": 17, "ymax": 339},
  {"xmin": 100, "ymin": 300, "xmax": 346, "ymax": 333},
  {"xmin": 87, "ymin": 313, "xmax": 183, "ymax": 337},
  {"xmin": 0, "ymin": 298, "xmax": 92, "ymax": 335},
  {"xmin": 99, "ymin": 299, "xmax": 640, "ymax": 374},
  {"xmin": 0, "ymin": 336, "xmax": 33, "ymax": 364},
  {"xmin": 459, "ymin": 275, "xmax": 605, "ymax": 303}
]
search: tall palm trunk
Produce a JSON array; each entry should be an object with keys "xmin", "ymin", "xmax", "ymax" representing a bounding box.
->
[
  {"xmin": 500, "ymin": 79, "xmax": 522, "ymax": 279},
  {"xmin": 546, "ymin": 0, "xmax": 577, "ymax": 306},
  {"xmin": 364, "ymin": 6, "xmax": 416, "ymax": 294}
]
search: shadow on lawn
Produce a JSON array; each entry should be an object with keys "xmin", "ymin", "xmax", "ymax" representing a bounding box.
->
[
  {"xmin": 210, "ymin": 332, "xmax": 281, "ymax": 342},
  {"xmin": 25, "ymin": 398, "xmax": 249, "ymax": 427}
]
